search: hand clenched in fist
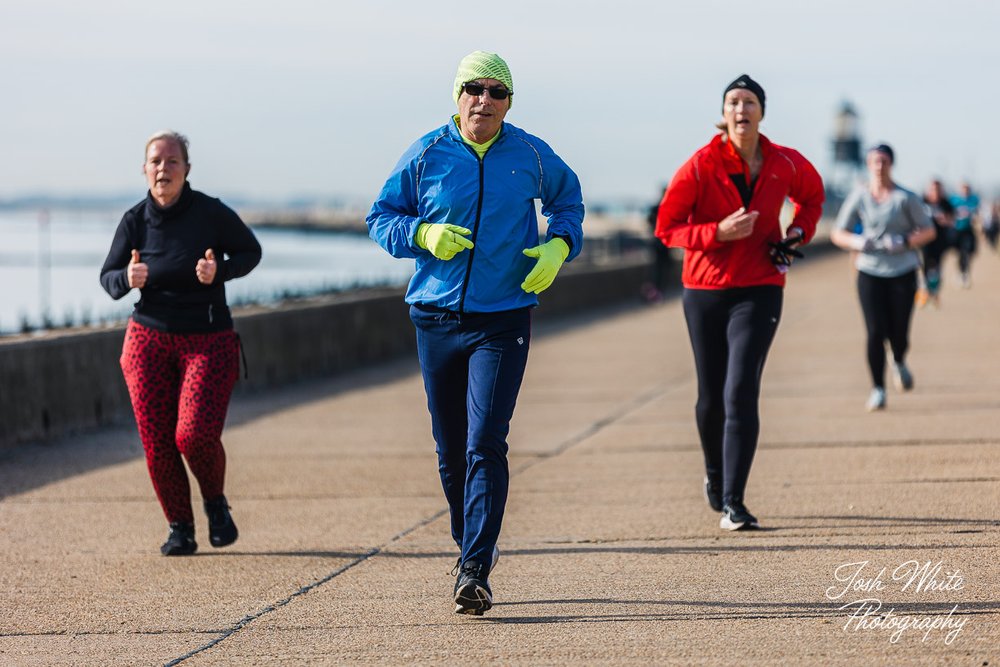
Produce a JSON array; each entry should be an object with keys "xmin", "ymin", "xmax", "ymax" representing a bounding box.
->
[{"xmin": 716, "ymin": 207, "xmax": 759, "ymax": 242}]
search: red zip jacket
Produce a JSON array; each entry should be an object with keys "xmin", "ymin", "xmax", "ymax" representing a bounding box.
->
[{"xmin": 655, "ymin": 133, "xmax": 824, "ymax": 289}]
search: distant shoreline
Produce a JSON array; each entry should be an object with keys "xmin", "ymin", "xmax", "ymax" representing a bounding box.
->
[
  {"xmin": 244, "ymin": 211, "xmax": 651, "ymax": 239},
  {"xmin": 0, "ymin": 204, "xmax": 651, "ymax": 239},
  {"xmin": 243, "ymin": 211, "xmax": 368, "ymax": 234}
]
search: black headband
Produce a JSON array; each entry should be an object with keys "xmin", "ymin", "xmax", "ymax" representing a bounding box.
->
[{"xmin": 723, "ymin": 74, "xmax": 766, "ymax": 118}]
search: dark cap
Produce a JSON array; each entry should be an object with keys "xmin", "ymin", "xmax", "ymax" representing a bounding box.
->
[
  {"xmin": 723, "ymin": 74, "xmax": 766, "ymax": 118},
  {"xmin": 868, "ymin": 143, "xmax": 895, "ymax": 164}
]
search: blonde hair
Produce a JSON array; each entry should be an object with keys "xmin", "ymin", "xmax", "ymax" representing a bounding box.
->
[{"xmin": 145, "ymin": 130, "xmax": 190, "ymax": 163}]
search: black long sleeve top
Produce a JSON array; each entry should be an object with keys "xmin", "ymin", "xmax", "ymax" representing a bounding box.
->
[{"xmin": 100, "ymin": 182, "xmax": 262, "ymax": 333}]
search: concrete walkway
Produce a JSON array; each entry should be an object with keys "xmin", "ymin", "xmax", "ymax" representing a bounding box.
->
[{"xmin": 1, "ymin": 248, "xmax": 998, "ymax": 665}]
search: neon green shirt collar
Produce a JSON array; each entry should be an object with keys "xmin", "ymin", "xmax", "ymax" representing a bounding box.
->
[{"xmin": 453, "ymin": 114, "xmax": 500, "ymax": 159}]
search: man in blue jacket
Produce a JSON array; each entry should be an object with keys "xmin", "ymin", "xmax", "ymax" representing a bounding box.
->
[{"xmin": 367, "ymin": 50, "xmax": 584, "ymax": 616}]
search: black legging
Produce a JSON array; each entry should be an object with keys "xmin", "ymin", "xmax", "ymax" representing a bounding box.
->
[
  {"xmin": 922, "ymin": 224, "xmax": 948, "ymax": 294},
  {"xmin": 682, "ymin": 286, "xmax": 782, "ymax": 505},
  {"xmin": 956, "ymin": 229, "xmax": 976, "ymax": 275},
  {"xmin": 856, "ymin": 270, "xmax": 917, "ymax": 389}
]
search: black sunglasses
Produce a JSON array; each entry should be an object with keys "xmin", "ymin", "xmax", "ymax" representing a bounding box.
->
[{"xmin": 462, "ymin": 82, "xmax": 512, "ymax": 100}]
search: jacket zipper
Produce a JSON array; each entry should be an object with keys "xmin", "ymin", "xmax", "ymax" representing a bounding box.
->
[{"xmin": 457, "ymin": 151, "xmax": 485, "ymax": 314}]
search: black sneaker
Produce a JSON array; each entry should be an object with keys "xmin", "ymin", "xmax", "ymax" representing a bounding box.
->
[
  {"xmin": 161, "ymin": 522, "xmax": 197, "ymax": 556},
  {"xmin": 204, "ymin": 495, "xmax": 239, "ymax": 548},
  {"xmin": 454, "ymin": 559, "xmax": 493, "ymax": 615},
  {"xmin": 720, "ymin": 501, "xmax": 760, "ymax": 531},
  {"xmin": 704, "ymin": 476, "xmax": 723, "ymax": 512},
  {"xmin": 451, "ymin": 545, "xmax": 500, "ymax": 576},
  {"xmin": 893, "ymin": 362, "xmax": 914, "ymax": 392}
]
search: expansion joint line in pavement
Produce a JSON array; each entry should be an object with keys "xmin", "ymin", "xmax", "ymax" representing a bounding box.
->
[
  {"xmin": 164, "ymin": 511, "xmax": 447, "ymax": 666},
  {"xmin": 509, "ymin": 377, "xmax": 682, "ymax": 477},
  {"xmin": 165, "ymin": 376, "xmax": 681, "ymax": 665}
]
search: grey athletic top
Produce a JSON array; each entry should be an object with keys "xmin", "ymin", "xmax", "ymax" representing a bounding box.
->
[{"xmin": 835, "ymin": 184, "xmax": 933, "ymax": 278}]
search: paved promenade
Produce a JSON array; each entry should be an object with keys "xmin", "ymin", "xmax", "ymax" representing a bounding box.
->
[{"xmin": 1, "ymin": 249, "xmax": 998, "ymax": 665}]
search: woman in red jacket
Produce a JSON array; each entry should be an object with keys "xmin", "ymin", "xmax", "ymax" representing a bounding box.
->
[{"xmin": 655, "ymin": 75, "xmax": 824, "ymax": 531}]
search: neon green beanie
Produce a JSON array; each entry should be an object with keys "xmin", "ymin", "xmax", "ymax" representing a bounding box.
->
[{"xmin": 453, "ymin": 51, "xmax": 513, "ymax": 108}]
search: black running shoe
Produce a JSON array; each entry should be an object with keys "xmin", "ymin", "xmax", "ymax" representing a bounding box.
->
[
  {"xmin": 454, "ymin": 559, "xmax": 493, "ymax": 615},
  {"xmin": 720, "ymin": 501, "xmax": 760, "ymax": 531},
  {"xmin": 204, "ymin": 495, "xmax": 239, "ymax": 548},
  {"xmin": 161, "ymin": 522, "xmax": 197, "ymax": 556},
  {"xmin": 704, "ymin": 476, "xmax": 723, "ymax": 512},
  {"xmin": 451, "ymin": 545, "xmax": 500, "ymax": 576},
  {"xmin": 893, "ymin": 362, "xmax": 914, "ymax": 392}
]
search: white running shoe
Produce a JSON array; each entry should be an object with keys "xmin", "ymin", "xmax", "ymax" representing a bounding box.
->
[{"xmin": 866, "ymin": 387, "xmax": 886, "ymax": 412}]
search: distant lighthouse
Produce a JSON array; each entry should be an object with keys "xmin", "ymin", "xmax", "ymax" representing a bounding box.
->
[{"xmin": 828, "ymin": 101, "xmax": 864, "ymax": 200}]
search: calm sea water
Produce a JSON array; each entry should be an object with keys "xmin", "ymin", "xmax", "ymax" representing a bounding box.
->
[{"xmin": 0, "ymin": 209, "xmax": 414, "ymax": 335}]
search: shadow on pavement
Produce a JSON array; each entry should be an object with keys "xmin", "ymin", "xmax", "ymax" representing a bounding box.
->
[
  {"xmin": 0, "ymin": 426, "xmax": 141, "ymax": 500},
  {"xmin": 486, "ymin": 598, "xmax": 1000, "ymax": 625},
  {"xmin": 0, "ymin": 358, "xmax": 420, "ymax": 500},
  {"xmin": 0, "ymin": 300, "xmax": 651, "ymax": 501}
]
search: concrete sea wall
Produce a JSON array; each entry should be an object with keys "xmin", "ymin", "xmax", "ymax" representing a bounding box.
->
[{"xmin": 0, "ymin": 259, "xmax": 661, "ymax": 449}]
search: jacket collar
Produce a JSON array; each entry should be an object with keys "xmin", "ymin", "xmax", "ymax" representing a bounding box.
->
[{"xmin": 712, "ymin": 132, "xmax": 773, "ymax": 178}]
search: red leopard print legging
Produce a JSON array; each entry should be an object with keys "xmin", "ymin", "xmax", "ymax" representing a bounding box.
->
[{"xmin": 120, "ymin": 320, "xmax": 240, "ymax": 524}]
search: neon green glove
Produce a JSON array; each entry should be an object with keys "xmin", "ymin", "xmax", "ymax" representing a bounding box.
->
[
  {"xmin": 415, "ymin": 223, "xmax": 474, "ymax": 260},
  {"xmin": 521, "ymin": 237, "xmax": 570, "ymax": 294}
]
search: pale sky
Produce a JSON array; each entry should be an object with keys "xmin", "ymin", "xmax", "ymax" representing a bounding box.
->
[{"xmin": 1, "ymin": 0, "xmax": 996, "ymax": 206}]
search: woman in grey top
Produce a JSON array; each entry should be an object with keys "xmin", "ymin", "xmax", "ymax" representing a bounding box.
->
[{"xmin": 831, "ymin": 144, "xmax": 936, "ymax": 411}]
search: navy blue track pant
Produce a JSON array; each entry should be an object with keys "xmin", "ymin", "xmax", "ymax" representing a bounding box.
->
[
  {"xmin": 682, "ymin": 286, "xmax": 782, "ymax": 505},
  {"xmin": 410, "ymin": 304, "xmax": 531, "ymax": 567}
]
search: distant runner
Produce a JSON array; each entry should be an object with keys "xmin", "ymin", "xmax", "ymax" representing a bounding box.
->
[{"xmin": 831, "ymin": 144, "xmax": 935, "ymax": 411}]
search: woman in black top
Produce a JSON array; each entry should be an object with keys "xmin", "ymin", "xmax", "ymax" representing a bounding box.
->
[
  {"xmin": 100, "ymin": 131, "xmax": 261, "ymax": 556},
  {"xmin": 917, "ymin": 179, "xmax": 954, "ymax": 308}
]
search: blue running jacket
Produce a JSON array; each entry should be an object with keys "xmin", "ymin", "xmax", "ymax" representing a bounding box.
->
[{"xmin": 367, "ymin": 119, "xmax": 584, "ymax": 313}]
